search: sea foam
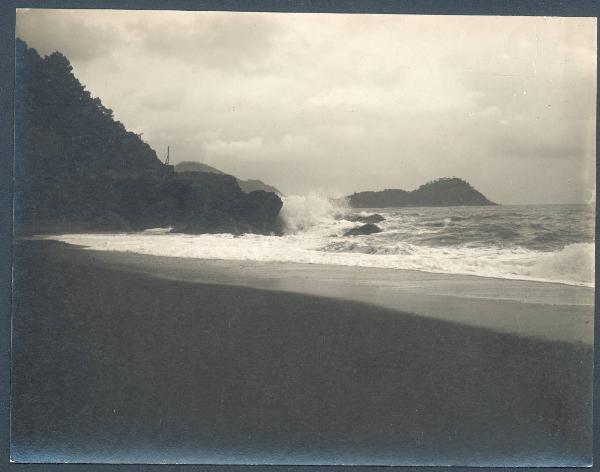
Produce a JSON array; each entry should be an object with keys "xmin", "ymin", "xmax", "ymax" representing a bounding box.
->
[{"xmin": 46, "ymin": 195, "xmax": 595, "ymax": 287}]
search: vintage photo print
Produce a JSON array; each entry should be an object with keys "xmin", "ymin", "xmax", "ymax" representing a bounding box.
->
[{"xmin": 11, "ymin": 8, "xmax": 596, "ymax": 466}]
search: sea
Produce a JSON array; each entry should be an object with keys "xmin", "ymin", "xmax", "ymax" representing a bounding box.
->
[{"xmin": 50, "ymin": 194, "xmax": 596, "ymax": 287}]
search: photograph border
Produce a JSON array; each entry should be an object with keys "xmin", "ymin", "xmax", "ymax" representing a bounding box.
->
[{"xmin": 1, "ymin": 0, "xmax": 598, "ymax": 471}]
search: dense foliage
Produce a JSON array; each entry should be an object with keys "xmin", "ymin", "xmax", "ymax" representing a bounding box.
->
[
  {"xmin": 15, "ymin": 39, "xmax": 163, "ymax": 176},
  {"xmin": 14, "ymin": 39, "xmax": 282, "ymax": 235},
  {"xmin": 348, "ymin": 177, "xmax": 495, "ymax": 208},
  {"xmin": 174, "ymin": 161, "xmax": 283, "ymax": 195}
]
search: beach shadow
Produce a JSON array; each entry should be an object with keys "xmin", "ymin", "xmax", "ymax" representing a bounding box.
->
[{"xmin": 10, "ymin": 240, "xmax": 593, "ymax": 465}]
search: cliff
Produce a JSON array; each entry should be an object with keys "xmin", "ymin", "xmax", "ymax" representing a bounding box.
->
[
  {"xmin": 348, "ymin": 178, "xmax": 495, "ymax": 208},
  {"xmin": 14, "ymin": 39, "xmax": 282, "ymax": 235},
  {"xmin": 174, "ymin": 161, "xmax": 283, "ymax": 195}
]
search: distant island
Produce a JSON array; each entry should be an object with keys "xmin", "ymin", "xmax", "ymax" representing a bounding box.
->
[
  {"xmin": 14, "ymin": 39, "xmax": 283, "ymax": 236},
  {"xmin": 347, "ymin": 178, "xmax": 496, "ymax": 208},
  {"xmin": 174, "ymin": 161, "xmax": 283, "ymax": 195},
  {"xmin": 14, "ymin": 39, "xmax": 498, "ymax": 237}
]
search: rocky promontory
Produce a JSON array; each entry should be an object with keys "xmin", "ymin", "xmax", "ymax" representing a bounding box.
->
[
  {"xmin": 14, "ymin": 39, "xmax": 282, "ymax": 236},
  {"xmin": 174, "ymin": 161, "xmax": 283, "ymax": 196}
]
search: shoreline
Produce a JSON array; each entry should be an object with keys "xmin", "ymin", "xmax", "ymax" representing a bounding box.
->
[
  {"xmin": 11, "ymin": 239, "xmax": 593, "ymax": 465},
  {"xmin": 50, "ymin": 239, "xmax": 594, "ymax": 345},
  {"xmin": 33, "ymin": 232, "xmax": 595, "ymax": 289}
]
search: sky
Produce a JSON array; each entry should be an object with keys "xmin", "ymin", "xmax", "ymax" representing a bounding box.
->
[{"xmin": 16, "ymin": 9, "xmax": 597, "ymax": 204}]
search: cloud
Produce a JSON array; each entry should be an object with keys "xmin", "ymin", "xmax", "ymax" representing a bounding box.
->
[
  {"xmin": 488, "ymin": 116, "xmax": 594, "ymax": 160},
  {"xmin": 14, "ymin": 10, "xmax": 597, "ymax": 203},
  {"xmin": 204, "ymin": 136, "xmax": 265, "ymax": 156},
  {"xmin": 128, "ymin": 12, "xmax": 281, "ymax": 73},
  {"xmin": 16, "ymin": 9, "xmax": 121, "ymax": 62},
  {"xmin": 140, "ymin": 88, "xmax": 186, "ymax": 111}
]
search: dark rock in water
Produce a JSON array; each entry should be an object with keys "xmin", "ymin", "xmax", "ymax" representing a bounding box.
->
[
  {"xmin": 346, "ymin": 213, "xmax": 385, "ymax": 224},
  {"xmin": 14, "ymin": 39, "xmax": 282, "ymax": 236},
  {"xmin": 344, "ymin": 223, "xmax": 382, "ymax": 236},
  {"xmin": 347, "ymin": 177, "xmax": 496, "ymax": 208}
]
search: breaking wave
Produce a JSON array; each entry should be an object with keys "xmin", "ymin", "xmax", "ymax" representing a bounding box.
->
[
  {"xmin": 48, "ymin": 195, "xmax": 595, "ymax": 287},
  {"xmin": 279, "ymin": 192, "xmax": 349, "ymax": 234}
]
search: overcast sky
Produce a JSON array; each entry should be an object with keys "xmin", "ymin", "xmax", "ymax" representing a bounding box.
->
[{"xmin": 16, "ymin": 9, "xmax": 596, "ymax": 203}]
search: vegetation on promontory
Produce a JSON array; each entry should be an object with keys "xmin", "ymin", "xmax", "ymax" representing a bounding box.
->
[
  {"xmin": 14, "ymin": 39, "xmax": 282, "ymax": 235},
  {"xmin": 174, "ymin": 161, "xmax": 283, "ymax": 195},
  {"xmin": 347, "ymin": 177, "xmax": 496, "ymax": 208}
]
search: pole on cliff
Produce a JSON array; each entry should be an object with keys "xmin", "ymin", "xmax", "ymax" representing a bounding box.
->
[{"xmin": 164, "ymin": 146, "xmax": 170, "ymax": 165}]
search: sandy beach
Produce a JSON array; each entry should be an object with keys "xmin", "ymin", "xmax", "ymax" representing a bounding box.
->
[
  {"xmin": 11, "ymin": 239, "xmax": 593, "ymax": 465},
  {"xmin": 12, "ymin": 8, "xmax": 597, "ymax": 468},
  {"xmin": 46, "ymin": 235, "xmax": 595, "ymax": 345}
]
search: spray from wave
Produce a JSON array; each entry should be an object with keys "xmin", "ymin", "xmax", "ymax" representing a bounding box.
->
[
  {"xmin": 279, "ymin": 192, "xmax": 349, "ymax": 234},
  {"xmin": 47, "ymin": 195, "xmax": 595, "ymax": 287}
]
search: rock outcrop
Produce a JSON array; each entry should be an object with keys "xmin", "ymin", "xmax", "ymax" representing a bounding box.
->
[
  {"xmin": 174, "ymin": 161, "xmax": 283, "ymax": 196},
  {"xmin": 346, "ymin": 213, "xmax": 385, "ymax": 224},
  {"xmin": 14, "ymin": 39, "xmax": 282, "ymax": 235},
  {"xmin": 343, "ymin": 223, "xmax": 382, "ymax": 236}
]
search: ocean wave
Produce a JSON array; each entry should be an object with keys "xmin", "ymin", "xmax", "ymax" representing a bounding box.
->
[
  {"xmin": 320, "ymin": 238, "xmax": 594, "ymax": 286},
  {"xmin": 526, "ymin": 242, "xmax": 594, "ymax": 286},
  {"xmin": 45, "ymin": 200, "xmax": 595, "ymax": 287},
  {"xmin": 46, "ymin": 232, "xmax": 595, "ymax": 287},
  {"xmin": 279, "ymin": 192, "xmax": 349, "ymax": 234}
]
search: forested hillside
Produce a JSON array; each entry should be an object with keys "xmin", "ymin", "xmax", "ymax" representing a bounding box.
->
[{"xmin": 14, "ymin": 39, "xmax": 282, "ymax": 235}]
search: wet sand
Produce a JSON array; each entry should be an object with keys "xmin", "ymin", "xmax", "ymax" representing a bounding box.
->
[
  {"xmin": 11, "ymin": 240, "xmax": 593, "ymax": 465},
  {"xmin": 67, "ymin": 242, "xmax": 593, "ymax": 345}
]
